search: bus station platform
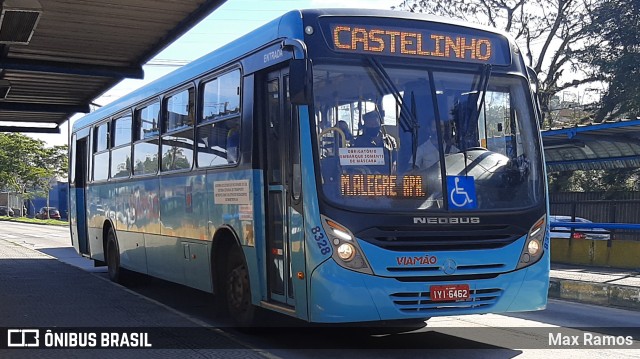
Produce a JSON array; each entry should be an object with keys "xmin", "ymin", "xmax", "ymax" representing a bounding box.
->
[
  {"xmin": 0, "ymin": 236, "xmax": 267, "ymax": 357},
  {"xmin": 549, "ymin": 262, "xmax": 640, "ymax": 311}
]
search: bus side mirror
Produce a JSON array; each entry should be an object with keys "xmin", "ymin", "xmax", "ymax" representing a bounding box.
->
[{"xmin": 290, "ymin": 59, "xmax": 312, "ymax": 105}]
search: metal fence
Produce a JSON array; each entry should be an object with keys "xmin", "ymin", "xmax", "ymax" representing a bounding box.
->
[{"xmin": 550, "ymin": 192, "xmax": 640, "ymax": 241}]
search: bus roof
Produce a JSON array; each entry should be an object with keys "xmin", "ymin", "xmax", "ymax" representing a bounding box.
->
[{"xmin": 72, "ymin": 8, "xmax": 514, "ymax": 132}]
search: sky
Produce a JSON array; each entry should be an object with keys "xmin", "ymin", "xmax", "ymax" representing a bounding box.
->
[{"xmin": 34, "ymin": 0, "xmax": 401, "ymax": 146}]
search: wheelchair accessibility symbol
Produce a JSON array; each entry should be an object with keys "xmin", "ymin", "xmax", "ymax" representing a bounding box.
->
[{"xmin": 447, "ymin": 176, "xmax": 477, "ymax": 209}]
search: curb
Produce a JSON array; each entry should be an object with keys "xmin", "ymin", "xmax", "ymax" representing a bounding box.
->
[
  {"xmin": 0, "ymin": 218, "xmax": 68, "ymax": 226},
  {"xmin": 549, "ymin": 277, "xmax": 640, "ymax": 310}
]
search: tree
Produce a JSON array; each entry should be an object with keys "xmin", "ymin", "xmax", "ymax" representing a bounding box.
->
[
  {"xmin": 161, "ymin": 146, "xmax": 190, "ymax": 171},
  {"xmin": 392, "ymin": 0, "xmax": 603, "ymax": 127},
  {"xmin": 36, "ymin": 144, "xmax": 69, "ymax": 213},
  {"xmin": 0, "ymin": 133, "xmax": 67, "ymax": 216},
  {"xmin": 581, "ymin": 0, "xmax": 640, "ymax": 121}
]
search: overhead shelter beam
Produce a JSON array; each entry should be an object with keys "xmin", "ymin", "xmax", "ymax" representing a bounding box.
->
[
  {"xmin": 0, "ymin": 0, "xmax": 227, "ymax": 133},
  {"xmin": 0, "ymin": 125, "xmax": 60, "ymax": 133},
  {"xmin": 0, "ymin": 101, "xmax": 89, "ymax": 113},
  {"xmin": 0, "ymin": 58, "xmax": 144, "ymax": 79}
]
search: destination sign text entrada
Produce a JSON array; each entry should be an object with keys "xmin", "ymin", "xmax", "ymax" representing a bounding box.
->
[{"xmin": 332, "ymin": 24, "xmax": 494, "ymax": 63}]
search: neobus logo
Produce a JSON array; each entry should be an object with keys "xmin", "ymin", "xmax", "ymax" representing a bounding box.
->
[{"xmin": 413, "ymin": 217, "xmax": 480, "ymax": 224}]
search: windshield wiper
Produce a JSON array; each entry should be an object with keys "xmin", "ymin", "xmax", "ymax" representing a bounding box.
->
[
  {"xmin": 463, "ymin": 64, "xmax": 492, "ymax": 136},
  {"xmin": 366, "ymin": 57, "xmax": 420, "ymax": 169},
  {"xmin": 476, "ymin": 64, "xmax": 492, "ymax": 123},
  {"xmin": 458, "ymin": 64, "xmax": 492, "ymax": 176}
]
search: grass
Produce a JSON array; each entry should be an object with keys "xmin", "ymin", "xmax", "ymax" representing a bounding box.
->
[{"xmin": 0, "ymin": 216, "xmax": 68, "ymax": 226}]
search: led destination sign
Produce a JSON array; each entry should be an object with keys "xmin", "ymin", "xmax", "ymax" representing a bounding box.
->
[
  {"xmin": 341, "ymin": 174, "xmax": 426, "ymax": 197},
  {"xmin": 330, "ymin": 24, "xmax": 509, "ymax": 64}
]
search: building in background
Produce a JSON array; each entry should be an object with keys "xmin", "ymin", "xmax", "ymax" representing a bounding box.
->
[
  {"xmin": 25, "ymin": 181, "xmax": 68, "ymax": 219},
  {"xmin": 0, "ymin": 192, "xmax": 24, "ymax": 216}
]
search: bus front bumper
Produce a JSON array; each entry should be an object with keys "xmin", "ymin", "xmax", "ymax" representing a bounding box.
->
[{"xmin": 308, "ymin": 254, "xmax": 549, "ymax": 323}]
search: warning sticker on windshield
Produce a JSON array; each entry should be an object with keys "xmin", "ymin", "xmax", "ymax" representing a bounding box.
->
[{"xmin": 339, "ymin": 148, "xmax": 385, "ymax": 165}]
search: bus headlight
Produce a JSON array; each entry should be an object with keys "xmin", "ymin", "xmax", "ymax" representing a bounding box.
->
[
  {"xmin": 527, "ymin": 239, "xmax": 541, "ymax": 256},
  {"xmin": 321, "ymin": 215, "xmax": 372, "ymax": 274},
  {"xmin": 337, "ymin": 243, "xmax": 355, "ymax": 261},
  {"xmin": 517, "ymin": 215, "xmax": 546, "ymax": 269}
]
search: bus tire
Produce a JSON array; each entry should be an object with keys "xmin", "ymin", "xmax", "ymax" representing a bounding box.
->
[
  {"xmin": 106, "ymin": 228, "xmax": 121, "ymax": 283},
  {"xmin": 225, "ymin": 246, "xmax": 256, "ymax": 327}
]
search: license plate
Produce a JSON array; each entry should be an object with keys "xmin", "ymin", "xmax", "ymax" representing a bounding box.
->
[{"xmin": 430, "ymin": 284, "xmax": 470, "ymax": 302}]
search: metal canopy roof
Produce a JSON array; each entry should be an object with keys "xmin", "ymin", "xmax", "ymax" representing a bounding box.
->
[
  {"xmin": 542, "ymin": 118, "xmax": 640, "ymax": 172},
  {"xmin": 0, "ymin": 0, "xmax": 226, "ymax": 134}
]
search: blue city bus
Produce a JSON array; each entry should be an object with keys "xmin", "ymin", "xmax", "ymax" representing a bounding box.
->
[{"xmin": 69, "ymin": 9, "xmax": 549, "ymax": 326}]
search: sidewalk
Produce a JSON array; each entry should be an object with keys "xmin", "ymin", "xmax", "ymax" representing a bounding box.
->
[
  {"xmin": 550, "ymin": 262, "xmax": 640, "ymax": 310},
  {"xmin": 0, "ymin": 238, "xmax": 266, "ymax": 357}
]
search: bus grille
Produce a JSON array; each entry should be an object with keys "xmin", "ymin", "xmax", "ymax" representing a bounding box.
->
[
  {"xmin": 357, "ymin": 225, "xmax": 524, "ymax": 251},
  {"xmin": 386, "ymin": 263, "xmax": 505, "ymax": 273},
  {"xmin": 390, "ymin": 288, "xmax": 502, "ymax": 313}
]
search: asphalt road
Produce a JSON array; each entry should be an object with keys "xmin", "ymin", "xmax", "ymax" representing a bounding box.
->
[{"xmin": 1, "ymin": 221, "xmax": 639, "ymax": 358}]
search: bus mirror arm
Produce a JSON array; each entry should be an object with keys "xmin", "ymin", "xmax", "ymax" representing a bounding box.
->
[
  {"xmin": 283, "ymin": 39, "xmax": 312, "ymax": 105},
  {"xmin": 282, "ymin": 38, "xmax": 307, "ymax": 60}
]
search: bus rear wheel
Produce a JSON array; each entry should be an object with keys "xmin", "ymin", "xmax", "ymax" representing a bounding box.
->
[
  {"xmin": 225, "ymin": 246, "xmax": 256, "ymax": 327},
  {"xmin": 106, "ymin": 228, "xmax": 121, "ymax": 283}
]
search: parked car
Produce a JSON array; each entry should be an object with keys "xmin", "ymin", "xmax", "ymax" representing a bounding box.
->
[
  {"xmin": 0, "ymin": 206, "xmax": 14, "ymax": 217},
  {"xmin": 549, "ymin": 215, "xmax": 611, "ymax": 240},
  {"xmin": 35, "ymin": 207, "xmax": 61, "ymax": 220}
]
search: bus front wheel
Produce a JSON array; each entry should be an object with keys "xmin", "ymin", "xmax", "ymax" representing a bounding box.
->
[
  {"xmin": 106, "ymin": 228, "xmax": 121, "ymax": 283},
  {"xmin": 225, "ymin": 246, "xmax": 256, "ymax": 327}
]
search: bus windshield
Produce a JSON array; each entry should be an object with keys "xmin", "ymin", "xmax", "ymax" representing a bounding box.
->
[{"xmin": 313, "ymin": 61, "xmax": 542, "ymax": 212}]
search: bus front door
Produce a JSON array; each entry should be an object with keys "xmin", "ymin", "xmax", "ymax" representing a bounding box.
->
[
  {"xmin": 263, "ymin": 69, "xmax": 305, "ymax": 310},
  {"xmin": 71, "ymin": 136, "xmax": 89, "ymax": 256}
]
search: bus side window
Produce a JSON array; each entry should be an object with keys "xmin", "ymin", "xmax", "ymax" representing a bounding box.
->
[
  {"xmin": 161, "ymin": 88, "xmax": 195, "ymax": 171},
  {"xmin": 92, "ymin": 122, "xmax": 109, "ymax": 181},
  {"xmin": 196, "ymin": 69, "xmax": 241, "ymax": 168},
  {"xmin": 133, "ymin": 102, "xmax": 160, "ymax": 175},
  {"xmin": 196, "ymin": 118, "xmax": 240, "ymax": 167},
  {"xmin": 110, "ymin": 113, "xmax": 133, "ymax": 179}
]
